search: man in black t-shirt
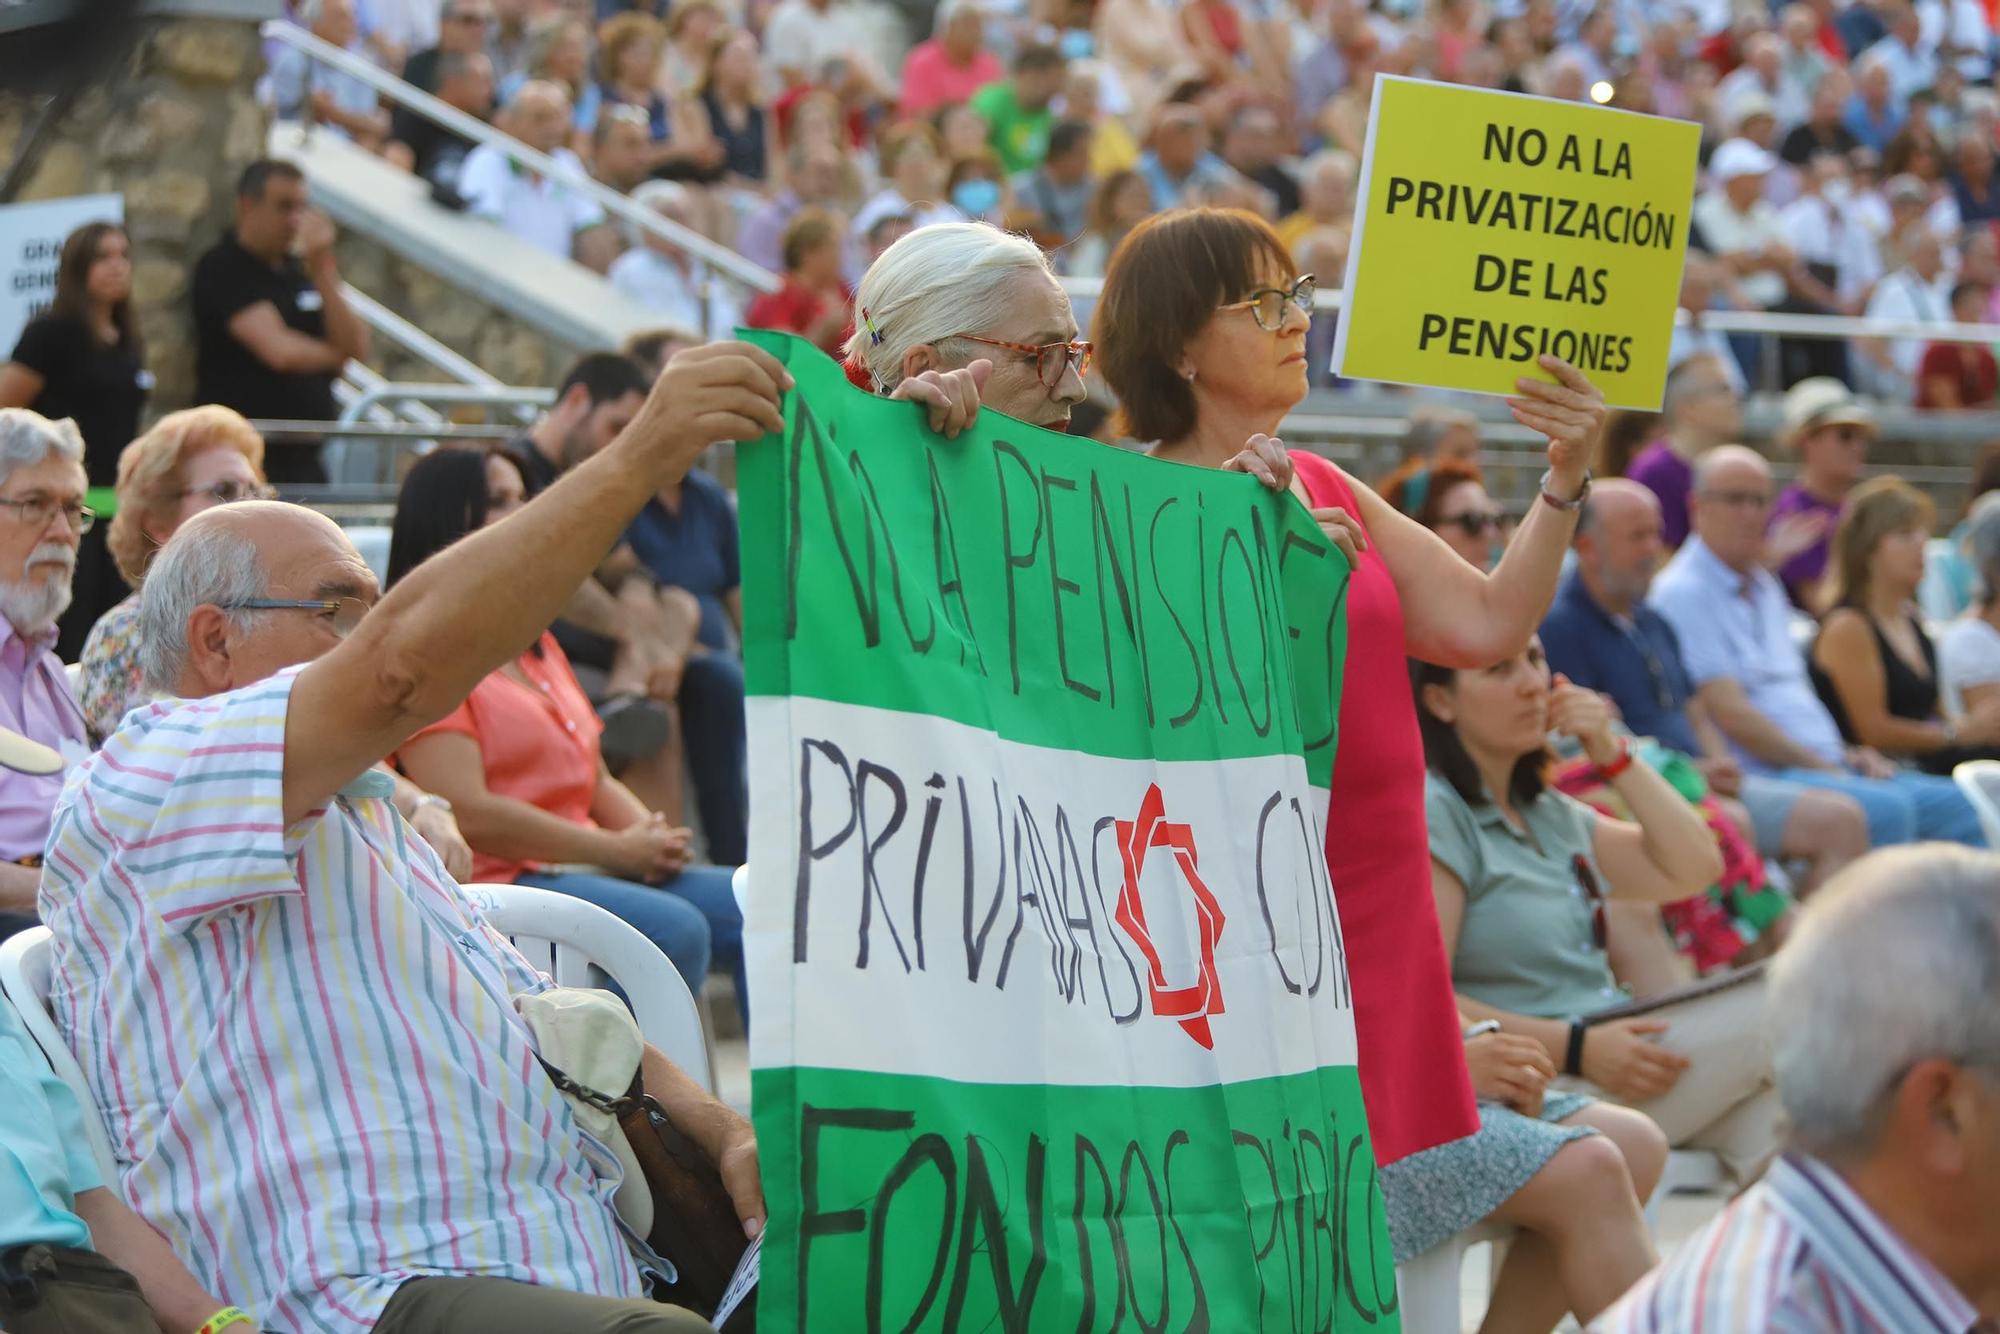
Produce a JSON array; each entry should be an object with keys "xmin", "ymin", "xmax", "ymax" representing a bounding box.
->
[
  {"xmin": 401, "ymin": 0, "xmax": 496, "ymax": 92},
  {"xmin": 191, "ymin": 159, "xmax": 371, "ymax": 485},
  {"xmin": 385, "ymin": 51, "xmax": 495, "ymax": 195}
]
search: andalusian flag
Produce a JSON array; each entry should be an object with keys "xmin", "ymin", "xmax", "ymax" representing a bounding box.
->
[{"xmin": 738, "ymin": 331, "xmax": 1399, "ymax": 1332}]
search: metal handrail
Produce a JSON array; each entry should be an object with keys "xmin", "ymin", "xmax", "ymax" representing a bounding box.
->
[
  {"xmin": 262, "ymin": 19, "xmax": 780, "ymax": 296},
  {"xmin": 1057, "ymin": 276, "xmax": 2000, "ymax": 348},
  {"xmin": 252, "ymin": 419, "xmax": 525, "ymax": 440},
  {"xmin": 340, "ymin": 286, "xmax": 506, "ymax": 388},
  {"xmin": 337, "ymin": 382, "xmax": 555, "ymax": 426}
]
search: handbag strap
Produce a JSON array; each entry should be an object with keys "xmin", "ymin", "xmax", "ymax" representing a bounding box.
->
[{"xmin": 535, "ymin": 1054, "xmax": 645, "ymax": 1118}]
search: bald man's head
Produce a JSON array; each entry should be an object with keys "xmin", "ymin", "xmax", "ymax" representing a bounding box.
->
[
  {"xmin": 1576, "ymin": 479, "xmax": 1666, "ymax": 609},
  {"xmin": 141, "ymin": 501, "xmax": 379, "ymax": 699},
  {"xmin": 1690, "ymin": 445, "xmax": 1775, "ymax": 570},
  {"xmin": 507, "ymin": 79, "xmax": 573, "ymax": 153}
]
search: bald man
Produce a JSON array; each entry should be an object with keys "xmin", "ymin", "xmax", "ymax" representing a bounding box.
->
[
  {"xmin": 1646, "ymin": 446, "xmax": 1984, "ymax": 848},
  {"xmin": 35, "ymin": 343, "xmax": 792, "ymax": 1334},
  {"xmin": 1542, "ymin": 478, "xmax": 1868, "ymax": 895},
  {"xmin": 458, "ymin": 79, "xmax": 606, "ymax": 259}
]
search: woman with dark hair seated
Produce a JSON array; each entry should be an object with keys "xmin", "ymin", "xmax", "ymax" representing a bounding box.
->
[
  {"xmin": 389, "ymin": 447, "xmax": 744, "ymax": 1019},
  {"xmin": 1415, "ymin": 641, "xmax": 1783, "ymax": 1218},
  {"xmin": 1413, "ymin": 459, "xmax": 1509, "ymax": 572}
]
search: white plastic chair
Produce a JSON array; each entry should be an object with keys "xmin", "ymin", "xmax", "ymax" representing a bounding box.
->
[
  {"xmin": 730, "ymin": 864, "xmax": 748, "ymax": 916},
  {"xmin": 1645, "ymin": 1148, "xmax": 1726, "ymax": 1229},
  {"xmin": 0, "ymin": 926, "xmax": 119, "ymax": 1183},
  {"xmin": 1395, "ymin": 1217, "xmax": 1513, "ymax": 1334},
  {"xmin": 464, "ymin": 882, "xmax": 717, "ymax": 1094},
  {"xmin": 1919, "ymin": 537, "xmax": 1964, "ymax": 624},
  {"xmin": 1954, "ymin": 760, "xmax": 2000, "ymax": 848}
]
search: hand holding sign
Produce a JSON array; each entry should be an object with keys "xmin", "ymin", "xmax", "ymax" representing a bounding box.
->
[{"xmin": 1507, "ymin": 354, "xmax": 1607, "ymax": 493}]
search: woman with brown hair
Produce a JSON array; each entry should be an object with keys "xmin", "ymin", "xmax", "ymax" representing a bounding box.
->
[
  {"xmin": 1093, "ymin": 207, "xmax": 1610, "ymax": 1271},
  {"xmin": 1413, "ymin": 459, "xmax": 1508, "ymax": 572},
  {"xmin": 0, "ymin": 220, "xmax": 149, "ymax": 655},
  {"xmin": 1067, "ymin": 167, "xmax": 1152, "ymax": 278},
  {"xmin": 1811, "ymin": 477, "xmax": 2000, "ymax": 773}
]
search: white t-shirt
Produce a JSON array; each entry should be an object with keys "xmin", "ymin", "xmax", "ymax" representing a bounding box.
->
[
  {"xmin": 1940, "ymin": 616, "xmax": 2000, "ymax": 716},
  {"xmin": 1863, "ymin": 267, "xmax": 1954, "ymax": 379},
  {"xmin": 458, "ymin": 145, "xmax": 606, "ymax": 259},
  {"xmin": 1691, "ymin": 191, "xmax": 1790, "ymax": 309},
  {"xmin": 1778, "ymin": 193, "xmax": 1883, "ymax": 305},
  {"xmin": 607, "ymin": 248, "xmax": 743, "ymax": 335},
  {"xmin": 762, "ymin": 0, "xmax": 862, "ymax": 77}
]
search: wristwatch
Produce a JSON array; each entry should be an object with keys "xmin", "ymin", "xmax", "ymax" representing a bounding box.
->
[{"xmin": 1538, "ymin": 468, "xmax": 1592, "ymax": 513}]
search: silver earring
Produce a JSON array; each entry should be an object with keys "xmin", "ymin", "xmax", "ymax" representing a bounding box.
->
[{"xmin": 1182, "ymin": 367, "xmax": 1196, "ymax": 382}]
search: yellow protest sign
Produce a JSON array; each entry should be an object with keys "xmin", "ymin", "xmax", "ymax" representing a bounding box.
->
[{"xmin": 1332, "ymin": 76, "xmax": 1701, "ymax": 410}]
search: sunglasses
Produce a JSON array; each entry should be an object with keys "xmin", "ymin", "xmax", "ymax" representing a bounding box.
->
[
  {"xmin": 955, "ymin": 334, "xmax": 1093, "ymax": 388},
  {"xmin": 1440, "ymin": 510, "xmax": 1504, "ymax": 537},
  {"xmin": 1573, "ymin": 853, "xmax": 1607, "ymax": 951},
  {"xmin": 1218, "ymin": 274, "xmax": 1316, "ymax": 331}
]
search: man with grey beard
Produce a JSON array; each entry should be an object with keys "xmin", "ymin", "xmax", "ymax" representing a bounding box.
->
[{"xmin": 0, "ymin": 409, "xmax": 90, "ymax": 940}]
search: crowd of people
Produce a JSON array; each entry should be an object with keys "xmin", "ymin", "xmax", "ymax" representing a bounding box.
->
[{"xmin": 4, "ymin": 0, "xmax": 2000, "ymax": 1326}]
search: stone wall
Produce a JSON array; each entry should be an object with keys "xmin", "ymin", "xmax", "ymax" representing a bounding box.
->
[{"xmin": 0, "ymin": 13, "xmax": 269, "ymax": 413}]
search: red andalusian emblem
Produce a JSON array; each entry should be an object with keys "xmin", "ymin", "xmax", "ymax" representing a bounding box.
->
[{"xmin": 1113, "ymin": 784, "xmax": 1227, "ymax": 1049}]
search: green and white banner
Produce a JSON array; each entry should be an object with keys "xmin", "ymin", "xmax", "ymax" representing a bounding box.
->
[{"xmin": 738, "ymin": 330, "xmax": 1400, "ymax": 1332}]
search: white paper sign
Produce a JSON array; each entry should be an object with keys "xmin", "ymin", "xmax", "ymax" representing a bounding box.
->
[{"xmin": 0, "ymin": 194, "xmax": 124, "ymax": 353}]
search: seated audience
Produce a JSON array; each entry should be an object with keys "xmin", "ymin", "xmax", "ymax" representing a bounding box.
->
[
  {"xmin": 269, "ymin": 0, "xmax": 391, "ymax": 148},
  {"xmin": 1217, "ymin": 104, "xmax": 1293, "ymax": 217},
  {"xmin": 0, "ymin": 221, "xmax": 148, "ymax": 660},
  {"xmin": 1594, "ymin": 845, "xmax": 2000, "ymax": 1332},
  {"xmin": 192, "ymin": 160, "xmax": 370, "ymax": 485},
  {"xmin": 657, "ymin": 0, "xmax": 723, "ymax": 97},
  {"xmin": 1856, "ymin": 223, "xmax": 1952, "ymax": 400},
  {"xmin": 0, "ymin": 410, "xmax": 90, "ymax": 940},
  {"xmin": 623, "ymin": 324, "xmax": 704, "ymax": 380},
  {"xmin": 1136, "ymin": 103, "xmax": 1242, "ymax": 211},
  {"xmin": 390, "ymin": 447, "xmax": 743, "ymax": 1009},
  {"xmin": 590, "ymin": 104, "xmax": 656, "ymax": 197},
  {"xmin": 0, "ymin": 998, "xmax": 247, "ymax": 1333},
  {"xmin": 1067, "ymin": 168, "xmax": 1152, "ymax": 279},
  {"xmin": 1417, "ymin": 644, "xmax": 1782, "ymax": 1188},
  {"xmin": 1689, "ymin": 140, "xmax": 1795, "ymax": 318},
  {"xmin": 1541, "ymin": 480, "xmax": 1868, "ymax": 897},
  {"xmin": 1012, "ymin": 120, "xmax": 1095, "ymax": 256},
  {"xmin": 80, "ymin": 406, "xmax": 271, "ymax": 744},
  {"xmin": 851, "ymin": 124, "xmax": 962, "ymax": 248},
  {"xmin": 1273, "ymin": 148, "xmax": 1355, "ymax": 261},
  {"xmin": 499, "ymin": 14, "xmax": 601, "ymax": 131},
  {"xmin": 1813, "ymin": 478, "xmax": 2000, "ymax": 774},
  {"xmin": 1942, "ymin": 492, "xmax": 2000, "ymax": 714},
  {"xmin": 702, "ymin": 29, "xmax": 773, "ymax": 187},
  {"xmin": 1649, "ymin": 446, "xmax": 1985, "ymax": 847},
  {"xmin": 460, "ymin": 81, "xmax": 607, "ymax": 260},
  {"xmin": 609, "ymin": 182, "xmax": 741, "ymax": 333},
  {"xmin": 38, "ymin": 341, "xmax": 782, "ymax": 1334},
  {"xmin": 1770, "ymin": 377, "xmax": 1877, "ymax": 607},
  {"xmin": 1626, "ymin": 354, "xmax": 1741, "ymax": 550},
  {"xmin": 737, "ymin": 141, "xmax": 846, "ymax": 273},
  {"xmin": 384, "ymin": 50, "xmax": 495, "ymax": 193},
  {"xmin": 1377, "ymin": 406, "xmax": 1481, "ymax": 516},
  {"xmin": 400, "ymin": 0, "xmax": 491, "ymax": 93},
  {"xmin": 745, "ymin": 209, "xmax": 850, "ymax": 355},
  {"xmin": 1413, "ymin": 459, "xmax": 1505, "ymax": 571},
  {"xmin": 898, "ymin": 0, "xmax": 1001, "ymax": 119},
  {"xmin": 1915, "ymin": 280, "xmax": 1999, "ymax": 409}
]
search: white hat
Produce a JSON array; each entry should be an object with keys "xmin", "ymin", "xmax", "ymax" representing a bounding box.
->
[
  {"xmin": 1711, "ymin": 137, "xmax": 1777, "ymax": 182},
  {"xmin": 1780, "ymin": 377, "xmax": 1877, "ymax": 447},
  {"xmin": 1730, "ymin": 90, "xmax": 1778, "ymax": 129}
]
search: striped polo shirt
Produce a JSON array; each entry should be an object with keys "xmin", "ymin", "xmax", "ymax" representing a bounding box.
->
[
  {"xmin": 38, "ymin": 668, "xmax": 644, "ymax": 1334},
  {"xmin": 1592, "ymin": 1154, "xmax": 1986, "ymax": 1334}
]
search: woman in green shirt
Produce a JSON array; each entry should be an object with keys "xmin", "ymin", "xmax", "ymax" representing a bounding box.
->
[{"xmin": 1417, "ymin": 639, "xmax": 1786, "ymax": 1323}]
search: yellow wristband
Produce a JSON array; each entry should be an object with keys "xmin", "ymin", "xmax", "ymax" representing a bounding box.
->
[{"xmin": 196, "ymin": 1307, "xmax": 252, "ymax": 1334}]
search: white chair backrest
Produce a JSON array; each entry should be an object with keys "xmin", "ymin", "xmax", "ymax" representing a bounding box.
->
[
  {"xmin": 0, "ymin": 926, "xmax": 120, "ymax": 1183},
  {"xmin": 730, "ymin": 865, "xmax": 747, "ymax": 917},
  {"xmin": 1954, "ymin": 760, "xmax": 2000, "ymax": 850},
  {"xmin": 1919, "ymin": 537, "xmax": 1964, "ymax": 624},
  {"xmin": 463, "ymin": 882, "xmax": 716, "ymax": 1094}
]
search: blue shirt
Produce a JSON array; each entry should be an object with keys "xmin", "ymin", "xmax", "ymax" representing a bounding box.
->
[
  {"xmin": 623, "ymin": 470, "xmax": 740, "ymax": 652},
  {"xmin": 0, "ymin": 991, "xmax": 99, "ymax": 1251},
  {"xmin": 1540, "ymin": 570, "xmax": 1702, "ymax": 756},
  {"xmin": 1648, "ymin": 536, "xmax": 1846, "ymax": 770}
]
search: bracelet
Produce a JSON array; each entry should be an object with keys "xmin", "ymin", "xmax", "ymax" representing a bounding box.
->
[
  {"xmin": 1462, "ymin": 1019, "xmax": 1501, "ymax": 1041},
  {"xmin": 1595, "ymin": 738, "xmax": 1636, "ymax": 782},
  {"xmin": 1564, "ymin": 1020, "xmax": 1588, "ymax": 1077},
  {"xmin": 1538, "ymin": 467, "xmax": 1592, "ymax": 513},
  {"xmin": 197, "ymin": 1307, "xmax": 253, "ymax": 1334},
  {"xmin": 410, "ymin": 793, "xmax": 454, "ymax": 816}
]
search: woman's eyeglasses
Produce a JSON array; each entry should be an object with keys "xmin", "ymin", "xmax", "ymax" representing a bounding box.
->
[
  {"xmin": 1439, "ymin": 510, "xmax": 1505, "ymax": 537},
  {"xmin": 1219, "ymin": 274, "xmax": 1317, "ymax": 331},
  {"xmin": 1572, "ymin": 854, "xmax": 1607, "ymax": 951},
  {"xmin": 954, "ymin": 335, "xmax": 1093, "ymax": 388},
  {"xmin": 178, "ymin": 480, "xmax": 278, "ymax": 506}
]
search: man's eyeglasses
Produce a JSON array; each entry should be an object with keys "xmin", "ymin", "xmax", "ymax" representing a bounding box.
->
[
  {"xmin": 1219, "ymin": 274, "xmax": 1317, "ymax": 331},
  {"xmin": 1700, "ymin": 488, "xmax": 1772, "ymax": 510},
  {"xmin": 223, "ymin": 597, "xmax": 371, "ymax": 639},
  {"xmin": 1439, "ymin": 510, "xmax": 1505, "ymax": 537},
  {"xmin": 1573, "ymin": 853, "xmax": 1607, "ymax": 951},
  {"xmin": 0, "ymin": 496, "xmax": 94, "ymax": 534},
  {"xmin": 954, "ymin": 335, "xmax": 1093, "ymax": 388},
  {"xmin": 178, "ymin": 480, "xmax": 278, "ymax": 506}
]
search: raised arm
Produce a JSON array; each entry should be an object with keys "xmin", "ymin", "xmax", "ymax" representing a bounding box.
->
[
  {"xmin": 1350, "ymin": 355, "xmax": 1604, "ymax": 668},
  {"xmin": 282, "ymin": 343, "xmax": 790, "ymax": 824}
]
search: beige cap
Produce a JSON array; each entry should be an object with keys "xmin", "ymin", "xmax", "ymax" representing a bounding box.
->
[{"xmin": 1780, "ymin": 377, "xmax": 1877, "ymax": 447}]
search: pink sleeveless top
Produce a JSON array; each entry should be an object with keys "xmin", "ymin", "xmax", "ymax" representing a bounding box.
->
[{"xmin": 1292, "ymin": 451, "xmax": 1479, "ymax": 1166}]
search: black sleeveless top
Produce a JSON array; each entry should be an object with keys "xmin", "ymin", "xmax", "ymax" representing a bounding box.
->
[{"xmin": 1814, "ymin": 613, "xmax": 1979, "ymax": 774}]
